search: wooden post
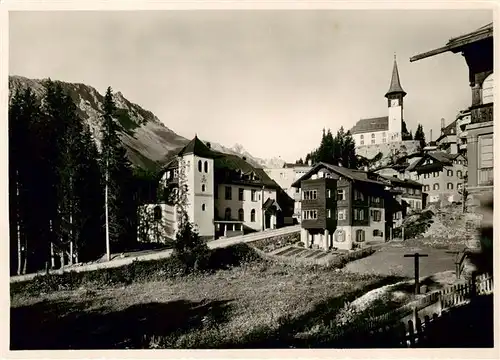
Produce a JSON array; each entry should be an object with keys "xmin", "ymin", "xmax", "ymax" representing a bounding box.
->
[
  {"xmin": 402, "ymin": 225, "xmax": 405, "ymax": 240},
  {"xmin": 404, "ymin": 252, "xmax": 428, "ymax": 294}
]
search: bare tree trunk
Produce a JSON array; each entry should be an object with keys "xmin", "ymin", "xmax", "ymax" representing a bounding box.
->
[
  {"xmin": 69, "ymin": 240, "xmax": 73, "ymax": 266},
  {"xmin": 50, "ymin": 241, "xmax": 55, "ymax": 269},
  {"xmin": 105, "ymin": 164, "xmax": 111, "ymax": 261},
  {"xmin": 22, "ymin": 237, "xmax": 27, "ymax": 275},
  {"xmin": 16, "ymin": 178, "xmax": 22, "ymax": 275}
]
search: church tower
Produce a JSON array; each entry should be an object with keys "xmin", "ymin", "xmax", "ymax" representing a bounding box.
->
[
  {"xmin": 176, "ymin": 135, "xmax": 215, "ymax": 239},
  {"xmin": 385, "ymin": 55, "xmax": 406, "ymax": 142}
]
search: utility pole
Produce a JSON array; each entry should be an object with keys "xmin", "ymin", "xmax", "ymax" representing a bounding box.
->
[
  {"xmin": 105, "ymin": 159, "xmax": 111, "ymax": 262},
  {"xmin": 404, "ymin": 252, "xmax": 428, "ymax": 294}
]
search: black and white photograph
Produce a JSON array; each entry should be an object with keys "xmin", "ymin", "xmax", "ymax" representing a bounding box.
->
[{"xmin": 4, "ymin": 0, "xmax": 496, "ymax": 353}]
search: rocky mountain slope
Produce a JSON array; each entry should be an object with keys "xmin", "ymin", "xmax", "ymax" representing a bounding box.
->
[{"xmin": 8, "ymin": 75, "xmax": 285, "ymax": 170}]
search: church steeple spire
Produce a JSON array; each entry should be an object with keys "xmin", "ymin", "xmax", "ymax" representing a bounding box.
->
[{"xmin": 385, "ymin": 54, "xmax": 406, "ymax": 98}]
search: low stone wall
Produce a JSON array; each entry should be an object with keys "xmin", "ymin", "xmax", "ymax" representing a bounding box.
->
[{"xmin": 248, "ymin": 232, "xmax": 300, "ymax": 253}]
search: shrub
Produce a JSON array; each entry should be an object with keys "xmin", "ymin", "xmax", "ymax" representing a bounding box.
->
[{"xmin": 172, "ymin": 220, "xmax": 210, "ymax": 274}]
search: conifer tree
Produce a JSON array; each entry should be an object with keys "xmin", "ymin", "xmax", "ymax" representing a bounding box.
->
[{"xmin": 414, "ymin": 123, "xmax": 426, "ymax": 149}]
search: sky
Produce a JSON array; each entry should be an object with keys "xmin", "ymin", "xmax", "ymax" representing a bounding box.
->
[{"xmin": 9, "ymin": 9, "xmax": 493, "ymax": 162}]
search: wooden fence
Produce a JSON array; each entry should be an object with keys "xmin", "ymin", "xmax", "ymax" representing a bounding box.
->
[{"xmin": 331, "ymin": 273, "xmax": 493, "ymax": 348}]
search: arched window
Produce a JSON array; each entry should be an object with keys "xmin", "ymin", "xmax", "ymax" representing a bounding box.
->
[
  {"xmin": 204, "ymin": 161, "xmax": 208, "ymax": 173},
  {"xmin": 447, "ymin": 169, "xmax": 453, "ymax": 177},
  {"xmin": 482, "ymin": 73, "xmax": 494, "ymax": 104},
  {"xmin": 153, "ymin": 206, "xmax": 162, "ymax": 221},
  {"xmin": 355, "ymin": 229, "xmax": 365, "ymax": 242},
  {"xmin": 202, "ymin": 204, "xmax": 206, "ymax": 211},
  {"xmin": 250, "ymin": 209, "xmax": 256, "ymax": 222},
  {"xmin": 447, "ymin": 183, "xmax": 454, "ymax": 190},
  {"xmin": 198, "ymin": 160, "xmax": 202, "ymax": 172},
  {"xmin": 225, "ymin": 208, "xmax": 231, "ymax": 220},
  {"xmin": 433, "ymin": 183, "xmax": 440, "ymax": 190},
  {"xmin": 457, "ymin": 170, "xmax": 463, "ymax": 179},
  {"xmin": 238, "ymin": 208, "xmax": 244, "ymax": 221},
  {"xmin": 334, "ymin": 229, "xmax": 345, "ymax": 242},
  {"xmin": 202, "ymin": 184, "xmax": 206, "ymax": 192}
]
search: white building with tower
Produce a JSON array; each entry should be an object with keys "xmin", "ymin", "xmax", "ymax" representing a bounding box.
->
[
  {"xmin": 351, "ymin": 56, "xmax": 406, "ymax": 146},
  {"xmin": 139, "ymin": 136, "xmax": 295, "ymax": 243}
]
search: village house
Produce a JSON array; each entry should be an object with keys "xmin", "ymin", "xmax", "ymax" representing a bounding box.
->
[
  {"xmin": 139, "ymin": 136, "xmax": 294, "ymax": 243},
  {"xmin": 404, "ymin": 151, "xmax": 468, "ymax": 204},
  {"xmin": 410, "ymin": 22, "xmax": 493, "ymax": 204},
  {"xmin": 291, "ymin": 163, "xmax": 393, "ymax": 251},
  {"xmin": 264, "ymin": 161, "xmax": 312, "ymax": 223},
  {"xmin": 351, "ymin": 56, "xmax": 406, "ymax": 147}
]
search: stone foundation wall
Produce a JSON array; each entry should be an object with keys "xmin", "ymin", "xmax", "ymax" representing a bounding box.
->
[{"xmin": 356, "ymin": 140, "xmax": 421, "ymax": 167}]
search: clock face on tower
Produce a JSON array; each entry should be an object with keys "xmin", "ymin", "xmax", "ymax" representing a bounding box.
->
[{"xmin": 390, "ymin": 99, "xmax": 398, "ymax": 107}]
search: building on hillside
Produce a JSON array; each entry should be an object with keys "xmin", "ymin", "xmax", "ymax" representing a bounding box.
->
[
  {"xmin": 264, "ymin": 161, "xmax": 312, "ymax": 223},
  {"xmin": 410, "ymin": 22, "xmax": 493, "ymax": 203},
  {"xmin": 456, "ymin": 109, "xmax": 472, "ymax": 154},
  {"xmin": 436, "ymin": 118, "xmax": 459, "ymax": 154},
  {"xmin": 377, "ymin": 174, "xmax": 425, "ymax": 217},
  {"xmin": 291, "ymin": 163, "xmax": 395, "ymax": 251},
  {"xmin": 139, "ymin": 136, "xmax": 294, "ymax": 243},
  {"xmin": 351, "ymin": 56, "xmax": 406, "ymax": 147},
  {"xmin": 405, "ymin": 151, "xmax": 468, "ymax": 204}
]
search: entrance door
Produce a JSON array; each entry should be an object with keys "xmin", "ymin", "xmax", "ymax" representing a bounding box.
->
[{"xmin": 265, "ymin": 213, "xmax": 271, "ymax": 229}]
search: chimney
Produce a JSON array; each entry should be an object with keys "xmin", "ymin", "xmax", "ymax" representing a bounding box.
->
[
  {"xmin": 440, "ymin": 118, "xmax": 445, "ymax": 131},
  {"xmin": 206, "ymin": 142, "xmax": 211, "ymax": 149},
  {"xmin": 430, "ymin": 129, "xmax": 433, "ymax": 142}
]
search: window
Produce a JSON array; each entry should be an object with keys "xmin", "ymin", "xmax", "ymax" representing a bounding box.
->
[
  {"xmin": 382, "ymin": 138, "xmax": 387, "ymax": 143},
  {"xmin": 416, "ymin": 201, "xmax": 421, "ymax": 210},
  {"xmin": 478, "ymin": 134, "xmax": 493, "ymax": 169},
  {"xmin": 337, "ymin": 189, "xmax": 346, "ymax": 201},
  {"xmin": 409, "ymin": 200, "xmax": 414, "ymax": 208},
  {"xmin": 371, "ymin": 139, "xmax": 375, "ymax": 144},
  {"xmin": 371, "ymin": 196, "xmax": 381, "ymax": 205},
  {"xmin": 373, "ymin": 229, "xmax": 383, "ymax": 237},
  {"xmin": 295, "ymin": 187, "xmax": 300, "ymax": 193},
  {"xmin": 408, "ymin": 188, "xmax": 414, "ymax": 195},
  {"xmin": 434, "ymin": 172, "xmax": 439, "ymax": 178},
  {"xmin": 415, "ymin": 189, "xmax": 421, "ymax": 195},
  {"xmin": 153, "ymin": 206, "xmax": 162, "ymax": 221},
  {"xmin": 225, "ymin": 186, "xmax": 232, "ymax": 200},
  {"xmin": 327, "ymin": 209, "xmax": 332, "ymax": 218},
  {"xmin": 250, "ymin": 209, "xmax": 256, "ymax": 222},
  {"xmin": 372, "ymin": 210, "xmax": 381, "ymax": 222},
  {"xmin": 353, "ymin": 209, "xmax": 364, "ymax": 221},
  {"xmin": 238, "ymin": 209, "xmax": 244, "ymax": 221},
  {"xmin": 336, "ymin": 209, "xmax": 346, "ymax": 220},
  {"xmin": 326, "ymin": 189, "xmax": 331, "ymax": 198},
  {"xmin": 354, "ymin": 190, "xmax": 364, "ymax": 201},
  {"xmin": 198, "ymin": 160, "xmax": 202, "ymax": 172},
  {"xmin": 225, "ymin": 208, "xmax": 231, "ymax": 220},
  {"xmin": 251, "ymin": 190, "xmax": 257, "ymax": 202},
  {"xmin": 303, "ymin": 190, "xmax": 318, "ymax": 200},
  {"xmin": 335, "ymin": 229, "xmax": 345, "ymax": 242},
  {"xmin": 202, "ymin": 204, "xmax": 206, "ymax": 211},
  {"xmin": 204, "ymin": 161, "xmax": 208, "ymax": 173},
  {"xmin": 202, "ymin": 184, "xmax": 206, "ymax": 192},
  {"xmin": 355, "ymin": 229, "xmax": 365, "ymax": 242},
  {"xmin": 433, "ymin": 183, "xmax": 440, "ymax": 190},
  {"xmin": 424, "ymin": 185, "xmax": 430, "ymax": 191},
  {"xmin": 360, "ymin": 134, "xmax": 364, "ymax": 139},
  {"xmin": 457, "ymin": 170, "xmax": 463, "ymax": 179},
  {"xmin": 371, "ymin": 133, "xmax": 375, "ymax": 138},
  {"xmin": 360, "ymin": 140, "xmax": 364, "ymax": 145},
  {"xmin": 238, "ymin": 188, "xmax": 244, "ymax": 201},
  {"xmin": 447, "ymin": 183, "xmax": 454, "ymax": 190},
  {"xmin": 447, "ymin": 169, "xmax": 453, "ymax": 177},
  {"xmin": 482, "ymin": 73, "xmax": 494, "ymax": 104},
  {"xmin": 302, "ymin": 210, "xmax": 318, "ymax": 220}
]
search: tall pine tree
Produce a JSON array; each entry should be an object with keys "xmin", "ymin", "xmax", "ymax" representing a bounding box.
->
[{"xmin": 414, "ymin": 123, "xmax": 426, "ymax": 149}]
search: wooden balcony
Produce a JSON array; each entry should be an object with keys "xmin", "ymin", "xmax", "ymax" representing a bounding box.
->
[{"xmin": 470, "ymin": 103, "xmax": 493, "ymax": 124}]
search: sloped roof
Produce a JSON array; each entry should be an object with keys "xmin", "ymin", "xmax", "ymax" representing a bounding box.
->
[
  {"xmin": 378, "ymin": 174, "xmax": 423, "ymax": 189},
  {"xmin": 410, "ymin": 23, "xmax": 493, "ymax": 62},
  {"xmin": 263, "ymin": 198, "xmax": 282, "ymax": 212},
  {"xmin": 385, "ymin": 57, "xmax": 407, "ymax": 97},
  {"xmin": 350, "ymin": 116, "xmax": 389, "ymax": 135},
  {"xmin": 291, "ymin": 162, "xmax": 388, "ymax": 188},
  {"xmin": 406, "ymin": 151, "xmax": 458, "ymax": 173},
  {"xmin": 436, "ymin": 120, "xmax": 458, "ymax": 142},
  {"xmin": 177, "ymin": 135, "xmax": 215, "ymax": 158}
]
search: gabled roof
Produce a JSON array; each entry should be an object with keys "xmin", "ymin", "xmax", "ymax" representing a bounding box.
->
[
  {"xmin": 385, "ymin": 56, "xmax": 407, "ymax": 97},
  {"xmin": 410, "ymin": 23, "xmax": 493, "ymax": 62},
  {"xmin": 350, "ymin": 116, "xmax": 389, "ymax": 135},
  {"xmin": 406, "ymin": 151, "xmax": 458, "ymax": 173},
  {"xmin": 436, "ymin": 120, "xmax": 457, "ymax": 142},
  {"xmin": 291, "ymin": 162, "xmax": 387, "ymax": 188},
  {"xmin": 177, "ymin": 135, "xmax": 215, "ymax": 158},
  {"xmin": 378, "ymin": 174, "xmax": 423, "ymax": 189},
  {"xmin": 263, "ymin": 198, "xmax": 282, "ymax": 212}
]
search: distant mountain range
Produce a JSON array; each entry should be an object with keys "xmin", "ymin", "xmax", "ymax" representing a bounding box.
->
[{"xmin": 8, "ymin": 75, "xmax": 286, "ymax": 170}]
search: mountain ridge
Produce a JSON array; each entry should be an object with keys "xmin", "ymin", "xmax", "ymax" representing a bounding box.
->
[{"xmin": 8, "ymin": 75, "xmax": 286, "ymax": 171}]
